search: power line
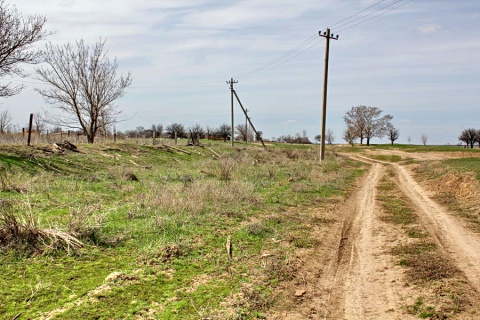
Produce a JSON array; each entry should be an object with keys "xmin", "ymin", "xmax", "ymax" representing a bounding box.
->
[
  {"xmin": 240, "ymin": 38, "xmax": 325, "ymax": 80},
  {"xmin": 4, "ymin": 1, "xmax": 415, "ymax": 91},
  {"xmin": 332, "ymin": 0, "xmax": 414, "ymax": 33},
  {"xmin": 330, "ymin": 0, "xmax": 389, "ymax": 28},
  {"xmin": 235, "ymin": 34, "xmax": 319, "ymax": 79},
  {"xmin": 234, "ymin": 0, "xmax": 414, "ymax": 81}
]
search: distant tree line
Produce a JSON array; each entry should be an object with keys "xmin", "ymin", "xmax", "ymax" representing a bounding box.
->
[
  {"xmin": 124, "ymin": 123, "xmax": 233, "ymax": 142},
  {"xmin": 458, "ymin": 128, "xmax": 480, "ymax": 148}
]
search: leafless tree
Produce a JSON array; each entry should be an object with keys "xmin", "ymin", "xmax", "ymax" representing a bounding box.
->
[
  {"xmin": 205, "ymin": 126, "xmax": 214, "ymax": 140},
  {"xmin": 0, "ymin": 109, "xmax": 12, "ymax": 133},
  {"xmin": 344, "ymin": 106, "xmax": 366, "ymax": 144},
  {"xmin": 387, "ymin": 125, "xmax": 400, "ymax": 146},
  {"xmin": 33, "ymin": 112, "xmax": 46, "ymax": 134},
  {"xmin": 166, "ymin": 123, "xmax": 186, "ymax": 138},
  {"xmin": 407, "ymin": 136, "xmax": 411, "ymax": 144},
  {"xmin": 188, "ymin": 124, "xmax": 204, "ymax": 143},
  {"xmin": 0, "ymin": 1, "xmax": 50, "ymax": 97},
  {"xmin": 477, "ymin": 130, "xmax": 480, "ymax": 148},
  {"xmin": 326, "ymin": 129, "xmax": 335, "ymax": 145},
  {"xmin": 35, "ymin": 39, "xmax": 132, "ymax": 143},
  {"xmin": 216, "ymin": 124, "xmax": 231, "ymax": 142},
  {"xmin": 420, "ymin": 134, "xmax": 428, "ymax": 146},
  {"xmin": 458, "ymin": 128, "xmax": 478, "ymax": 148},
  {"xmin": 342, "ymin": 125, "xmax": 357, "ymax": 147},
  {"xmin": 344, "ymin": 105, "xmax": 393, "ymax": 146},
  {"xmin": 155, "ymin": 124, "xmax": 163, "ymax": 138},
  {"xmin": 235, "ymin": 123, "xmax": 248, "ymax": 142}
]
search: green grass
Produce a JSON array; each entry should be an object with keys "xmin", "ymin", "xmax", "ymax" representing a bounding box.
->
[{"xmin": 0, "ymin": 141, "xmax": 365, "ymax": 319}]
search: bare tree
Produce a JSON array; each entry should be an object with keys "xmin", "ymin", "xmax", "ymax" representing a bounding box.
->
[
  {"xmin": 205, "ymin": 126, "xmax": 214, "ymax": 140},
  {"xmin": 407, "ymin": 136, "xmax": 411, "ymax": 144},
  {"xmin": 166, "ymin": 123, "xmax": 185, "ymax": 139},
  {"xmin": 343, "ymin": 106, "xmax": 366, "ymax": 144},
  {"xmin": 216, "ymin": 124, "xmax": 231, "ymax": 142},
  {"xmin": 342, "ymin": 125, "xmax": 357, "ymax": 147},
  {"xmin": 235, "ymin": 123, "xmax": 248, "ymax": 142},
  {"xmin": 477, "ymin": 130, "xmax": 480, "ymax": 148},
  {"xmin": 33, "ymin": 112, "xmax": 46, "ymax": 134},
  {"xmin": 420, "ymin": 134, "xmax": 428, "ymax": 146},
  {"xmin": 326, "ymin": 129, "xmax": 335, "ymax": 145},
  {"xmin": 188, "ymin": 124, "xmax": 204, "ymax": 144},
  {"xmin": 458, "ymin": 128, "xmax": 478, "ymax": 148},
  {"xmin": 0, "ymin": 1, "xmax": 50, "ymax": 97},
  {"xmin": 344, "ymin": 105, "xmax": 393, "ymax": 146},
  {"xmin": 155, "ymin": 124, "xmax": 163, "ymax": 138},
  {"xmin": 35, "ymin": 39, "xmax": 132, "ymax": 143},
  {"xmin": 387, "ymin": 125, "xmax": 400, "ymax": 146},
  {"xmin": 0, "ymin": 109, "xmax": 12, "ymax": 133}
]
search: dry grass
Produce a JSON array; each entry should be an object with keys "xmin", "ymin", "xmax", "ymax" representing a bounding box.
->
[
  {"xmin": 0, "ymin": 206, "xmax": 83, "ymax": 254},
  {"xmin": 67, "ymin": 204, "xmax": 107, "ymax": 244}
]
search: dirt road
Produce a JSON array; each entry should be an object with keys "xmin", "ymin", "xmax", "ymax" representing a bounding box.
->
[{"xmin": 269, "ymin": 152, "xmax": 480, "ymax": 319}]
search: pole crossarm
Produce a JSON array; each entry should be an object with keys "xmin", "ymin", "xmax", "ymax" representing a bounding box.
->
[{"xmin": 319, "ymin": 30, "xmax": 340, "ymax": 40}]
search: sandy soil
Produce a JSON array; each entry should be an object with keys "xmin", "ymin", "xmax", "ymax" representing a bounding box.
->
[{"xmin": 268, "ymin": 151, "xmax": 480, "ymax": 319}]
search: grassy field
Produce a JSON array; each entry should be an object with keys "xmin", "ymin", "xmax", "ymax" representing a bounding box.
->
[{"xmin": 0, "ymin": 141, "xmax": 365, "ymax": 319}]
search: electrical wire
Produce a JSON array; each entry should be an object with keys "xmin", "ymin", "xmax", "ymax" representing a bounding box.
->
[
  {"xmin": 335, "ymin": 0, "xmax": 414, "ymax": 33},
  {"xmin": 235, "ymin": 34, "xmax": 319, "ymax": 79},
  {"xmin": 5, "ymin": 0, "xmax": 414, "ymax": 90},
  {"xmin": 329, "ymin": 0, "xmax": 389, "ymax": 28},
  {"xmin": 332, "ymin": 0, "xmax": 413, "ymax": 33},
  {"xmin": 240, "ymin": 38, "xmax": 324, "ymax": 80}
]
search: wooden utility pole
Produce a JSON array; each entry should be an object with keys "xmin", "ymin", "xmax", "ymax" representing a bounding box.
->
[
  {"xmin": 319, "ymin": 28, "xmax": 339, "ymax": 162},
  {"xmin": 27, "ymin": 113, "xmax": 33, "ymax": 146},
  {"xmin": 245, "ymin": 108, "xmax": 249, "ymax": 143},
  {"xmin": 232, "ymin": 91, "xmax": 266, "ymax": 150},
  {"xmin": 226, "ymin": 78, "xmax": 238, "ymax": 147}
]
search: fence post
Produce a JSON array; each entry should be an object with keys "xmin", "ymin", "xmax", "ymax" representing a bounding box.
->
[{"xmin": 27, "ymin": 114, "xmax": 33, "ymax": 146}]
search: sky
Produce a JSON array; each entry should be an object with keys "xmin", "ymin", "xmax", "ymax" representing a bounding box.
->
[{"xmin": 3, "ymin": 0, "xmax": 480, "ymax": 145}]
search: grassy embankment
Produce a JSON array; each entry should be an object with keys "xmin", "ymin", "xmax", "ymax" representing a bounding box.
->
[{"xmin": 0, "ymin": 141, "xmax": 364, "ymax": 319}]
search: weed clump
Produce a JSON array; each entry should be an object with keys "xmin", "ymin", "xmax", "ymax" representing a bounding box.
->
[{"xmin": 0, "ymin": 205, "xmax": 83, "ymax": 254}]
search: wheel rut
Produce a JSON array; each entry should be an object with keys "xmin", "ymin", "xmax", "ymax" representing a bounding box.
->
[{"xmin": 269, "ymin": 153, "xmax": 480, "ymax": 319}]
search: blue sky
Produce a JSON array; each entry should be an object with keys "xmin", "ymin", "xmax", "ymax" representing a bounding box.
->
[{"xmin": 4, "ymin": 0, "xmax": 480, "ymax": 145}]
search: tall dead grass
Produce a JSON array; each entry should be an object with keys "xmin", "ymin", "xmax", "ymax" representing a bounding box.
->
[{"xmin": 0, "ymin": 203, "xmax": 83, "ymax": 254}]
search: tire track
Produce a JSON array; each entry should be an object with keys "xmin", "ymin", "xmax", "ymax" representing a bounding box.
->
[
  {"xmin": 326, "ymin": 163, "xmax": 409, "ymax": 320},
  {"xmin": 393, "ymin": 163, "xmax": 480, "ymax": 290}
]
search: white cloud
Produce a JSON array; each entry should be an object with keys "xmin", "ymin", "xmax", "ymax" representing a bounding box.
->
[{"xmin": 417, "ymin": 24, "xmax": 442, "ymax": 34}]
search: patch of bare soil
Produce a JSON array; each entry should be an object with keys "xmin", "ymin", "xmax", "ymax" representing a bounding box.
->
[
  {"xmin": 268, "ymin": 164, "xmax": 414, "ymax": 319},
  {"xmin": 267, "ymin": 152, "xmax": 480, "ymax": 319},
  {"xmin": 394, "ymin": 163, "xmax": 480, "ymax": 290},
  {"xmin": 412, "ymin": 165, "xmax": 480, "ymax": 231}
]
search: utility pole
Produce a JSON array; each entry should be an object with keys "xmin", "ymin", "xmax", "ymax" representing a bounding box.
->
[
  {"xmin": 226, "ymin": 78, "xmax": 238, "ymax": 147},
  {"xmin": 319, "ymin": 28, "xmax": 339, "ymax": 162},
  {"xmin": 245, "ymin": 108, "xmax": 249, "ymax": 143},
  {"xmin": 232, "ymin": 91, "xmax": 266, "ymax": 149}
]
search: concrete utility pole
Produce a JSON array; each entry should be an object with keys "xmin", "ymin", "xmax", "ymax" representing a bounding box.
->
[
  {"xmin": 226, "ymin": 78, "xmax": 238, "ymax": 147},
  {"xmin": 319, "ymin": 28, "xmax": 339, "ymax": 162}
]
